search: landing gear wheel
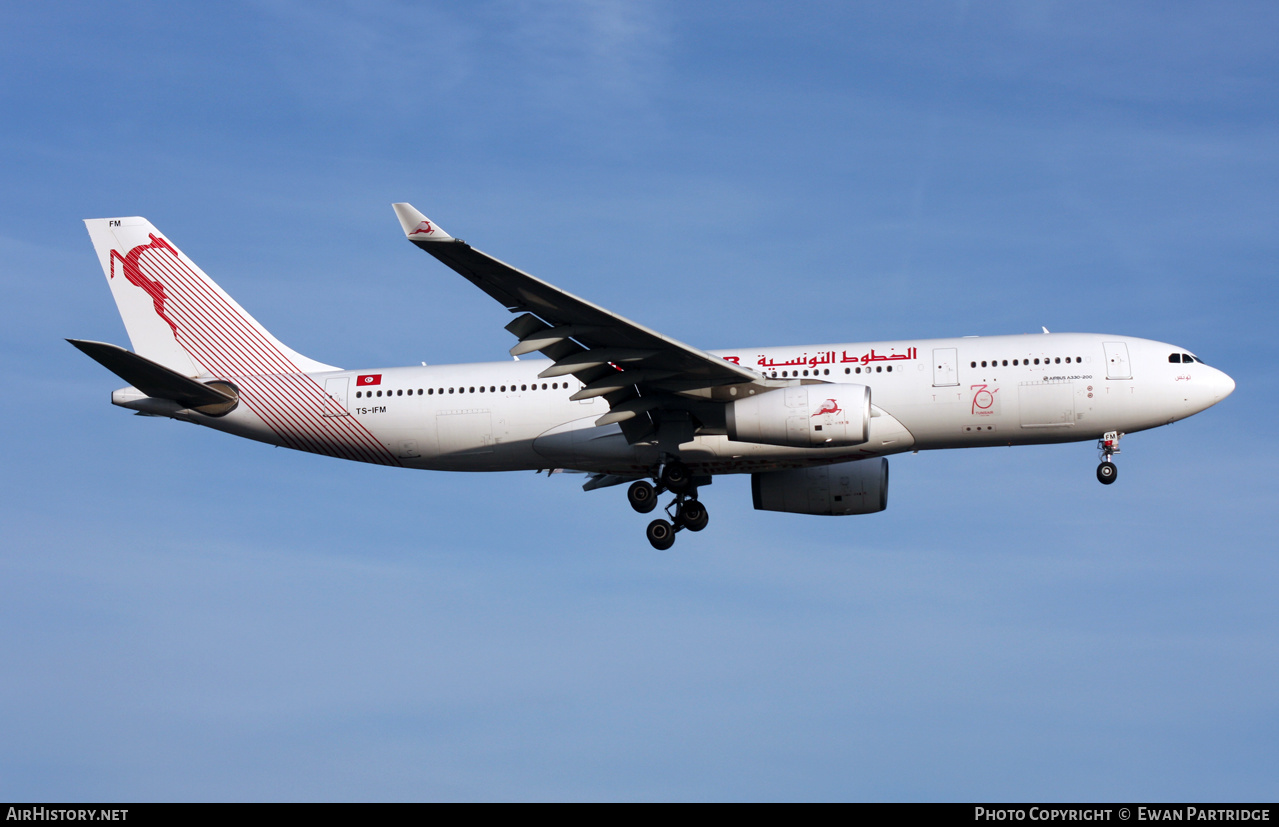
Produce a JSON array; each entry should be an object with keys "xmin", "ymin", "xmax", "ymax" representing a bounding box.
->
[
  {"xmin": 680, "ymin": 499, "xmax": 709, "ymax": 532},
  {"xmin": 660, "ymin": 461, "xmax": 692, "ymax": 494},
  {"xmin": 1097, "ymin": 461, "xmax": 1118, "ymax": 485},
  {"xmin": 627, "ymin": 480, "xmax": 658, "ymax": 513},
  {"xmin": 646, "ymin": 519, "xmax": 676, "ymax": 550}
]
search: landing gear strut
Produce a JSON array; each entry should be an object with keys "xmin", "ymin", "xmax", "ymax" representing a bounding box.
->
[
  {"xmin": 640, "ymin": 460, "xmax": 710, "ymax": 549},
  {"xmin": 1097, "ymin": 431, "xmax": 1121, "ymax": 485}
]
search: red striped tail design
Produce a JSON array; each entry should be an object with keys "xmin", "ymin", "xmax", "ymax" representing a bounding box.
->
[{"xmin": 86, "ymin": 217, "xmax": 399, "ymax": 466}]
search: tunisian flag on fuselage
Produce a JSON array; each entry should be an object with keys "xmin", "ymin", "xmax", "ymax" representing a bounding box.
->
[{"xmin": 357, "ymin": 374, "xmax": 382, "ymax": 386}]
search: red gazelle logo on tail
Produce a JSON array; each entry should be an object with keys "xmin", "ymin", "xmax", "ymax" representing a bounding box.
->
[{"xmin": 110, "ymin": 234, "xmax": 180, "ymax": 336}]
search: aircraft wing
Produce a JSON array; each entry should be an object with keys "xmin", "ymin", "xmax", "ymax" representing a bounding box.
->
[{"xmin": 394, "ymin": 203, "xmax": 773, "ymax": 442}]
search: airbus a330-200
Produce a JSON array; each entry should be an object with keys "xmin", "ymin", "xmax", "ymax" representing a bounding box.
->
[{"xmin": 70, "ymin": 205, "xmax": 1235, "ymax": 548}]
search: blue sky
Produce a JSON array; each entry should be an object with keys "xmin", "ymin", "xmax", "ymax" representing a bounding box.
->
[{"xmin": 2, "ymin": 1, "xmax": 1276, "ymax": 801}]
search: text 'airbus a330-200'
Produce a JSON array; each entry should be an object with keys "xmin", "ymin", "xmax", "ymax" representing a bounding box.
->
[{"xmin": 70, "ymin": 204, "xmax": 1235, "ymax": 548}]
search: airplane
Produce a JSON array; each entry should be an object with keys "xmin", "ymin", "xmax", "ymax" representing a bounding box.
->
[{"xmin": 70, "ymin": 204, "xmax": 1236, "ymax": 549}]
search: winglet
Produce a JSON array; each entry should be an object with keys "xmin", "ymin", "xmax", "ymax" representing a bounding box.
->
[{"xmin": 392, "ymin": 203, "xmax": 453, "ymax": 242}]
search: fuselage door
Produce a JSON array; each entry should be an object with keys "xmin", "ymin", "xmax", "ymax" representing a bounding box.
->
[
  {"xmin": 932, "ymin": 347, "xmax": 959, "ymax": 387},
  {"xmin": 323, "ymin": 377, "xmax": 351, "ymax": 416},
  {"xmin": 1103, "ymin": 342, "xmax": 1132, "ymax": 380}
]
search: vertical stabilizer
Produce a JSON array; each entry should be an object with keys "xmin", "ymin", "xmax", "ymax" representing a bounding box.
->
[{"xmin": 84, "ymin": 217, "xmax": 336, "ymax": 377}]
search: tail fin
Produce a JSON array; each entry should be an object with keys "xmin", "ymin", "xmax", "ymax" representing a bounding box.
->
[{"xmin": 84, "ymin": 217, "xmax": 336, "ymax": 377}]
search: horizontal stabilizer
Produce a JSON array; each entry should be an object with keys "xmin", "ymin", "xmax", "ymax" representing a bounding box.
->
[{"xmin": 67, "ymin": 339, "xmax": 236, "ymax": 409}]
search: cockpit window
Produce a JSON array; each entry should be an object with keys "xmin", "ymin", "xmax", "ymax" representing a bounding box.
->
[
  {"xmin": 1182, "ymin": 353, "xmax": 1196, "ymax": 363},
  {"xmin": 1169, "ymin": 353, "xmax": 1181, "ymax": 363}
]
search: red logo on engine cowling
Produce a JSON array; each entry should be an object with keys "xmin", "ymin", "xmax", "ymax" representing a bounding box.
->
[{"xmin": 812, "ymin": 399, "xmax": 841, "ymax": 417}]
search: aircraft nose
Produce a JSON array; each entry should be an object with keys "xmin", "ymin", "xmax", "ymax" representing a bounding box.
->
[{"xmin": 1215, "ymin": 369, "xmax": 1236, "ymax": 402}]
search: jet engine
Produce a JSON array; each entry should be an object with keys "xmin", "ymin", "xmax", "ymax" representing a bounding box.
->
[
  {"xmin": 726, "ymin": 384, "xmax": 870, "ymax": 448},
  {"xmin": 751, "ymin": 458, "xmax": 888, "ymax": 516}
]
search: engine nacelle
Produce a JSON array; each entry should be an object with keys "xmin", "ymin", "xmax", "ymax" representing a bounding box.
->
[
  {"xmin": 726, "ymin": 384, "xmax": 870, "ymax": 448},
  {"xmin": 751, "ymin": 458, "xmax": 889, "ymax": 516}
]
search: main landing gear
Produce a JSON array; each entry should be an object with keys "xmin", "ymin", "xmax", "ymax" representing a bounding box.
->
[
  {"xmin": 1096, "ymin": 431, "xmax": 1122, "ymax": 485},
  {"xmin": 628, "ymin": 461, "xmax": 709, "ymax": 550}
]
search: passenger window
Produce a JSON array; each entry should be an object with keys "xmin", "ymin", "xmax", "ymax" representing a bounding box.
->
[{"xmin": 886, "ymin": 365, "xmax": 892, "ymax": 372}]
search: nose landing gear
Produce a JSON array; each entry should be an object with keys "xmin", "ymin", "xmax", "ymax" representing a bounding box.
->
[{"xmin": 1096, "ymin": 431, "xmax": 1122, "ymax": 485}]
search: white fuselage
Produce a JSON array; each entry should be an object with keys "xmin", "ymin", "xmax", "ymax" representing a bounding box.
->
[{"xmin": 170, "ymin": 332, "xmax": 1233, "ymax": 477}]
